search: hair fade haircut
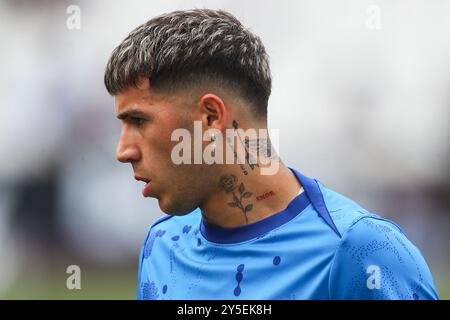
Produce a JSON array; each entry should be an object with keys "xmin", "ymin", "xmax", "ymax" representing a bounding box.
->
[{"xmin": 104, "ymin": 9, "xmax": 272, "ymax": 118}]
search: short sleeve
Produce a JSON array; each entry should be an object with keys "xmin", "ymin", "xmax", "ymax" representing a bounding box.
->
[{"xmin": 329, "ymin": 216, "xmax": 439, "ymax": 300}]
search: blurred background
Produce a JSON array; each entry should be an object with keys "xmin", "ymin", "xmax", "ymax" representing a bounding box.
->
[{"xmin": 0, "ymin": 0, "xmax": 448, "ymax": 299}]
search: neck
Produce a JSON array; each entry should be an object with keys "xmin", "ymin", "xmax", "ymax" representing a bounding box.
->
[{"xmin": 200, "ymin": 161, "xmax": 302, "ymax": 228}]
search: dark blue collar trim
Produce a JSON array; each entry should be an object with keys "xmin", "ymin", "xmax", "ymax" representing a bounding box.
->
[
  {"xmin": 290, "ymin": 168, "xmax": 342, "ymax": 237},
  {"xmin": 200, "ymin": 191, "xmax": 310, "ymax": 244},
  {"xmin": 199, "ymin": 168, "xmax": 342, "ymax": 244}
]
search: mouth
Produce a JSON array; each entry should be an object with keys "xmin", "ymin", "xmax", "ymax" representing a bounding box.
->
[{"xmin": 135, "ymin": 175, "xmax": 152, "ymax": 197}]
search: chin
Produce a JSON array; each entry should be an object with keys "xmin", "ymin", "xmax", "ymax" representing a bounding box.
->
[{"xmin": 158, "ymin": 197, "xmax": 197, "ymax": 216}]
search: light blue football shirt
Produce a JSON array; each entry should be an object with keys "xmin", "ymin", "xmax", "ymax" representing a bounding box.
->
[{"xmin": 137, "ymin": 168, "xmax": 439, "ymax": 300}]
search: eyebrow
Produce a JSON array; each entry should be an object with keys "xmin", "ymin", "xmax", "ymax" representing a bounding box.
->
[{"xmin": 116, "ymin": 109, "xmax": 147, "ymax": 120}]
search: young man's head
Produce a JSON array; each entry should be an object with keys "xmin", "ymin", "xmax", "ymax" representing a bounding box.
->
[{"xmin": 104, "ymin": 9, "xmax": 272, "ymax": 215}]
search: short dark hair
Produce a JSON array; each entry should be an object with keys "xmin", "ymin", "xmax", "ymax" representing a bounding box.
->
[{"xmin": 104, "ymin": 9, "xmax": 272, "ymax": 118}]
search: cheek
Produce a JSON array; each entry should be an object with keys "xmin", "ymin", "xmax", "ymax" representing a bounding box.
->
[
  {"xmin": 144, "ymin": 114, "xmax": 188, "ymax": 163},
  {"xmin": 162, "ymin": 114, "xmax": 190, "ymax": 151}
]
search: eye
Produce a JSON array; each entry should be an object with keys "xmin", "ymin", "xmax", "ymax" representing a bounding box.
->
[{"xmin": 131, "ymin": 117, "xmax": 146, "ymax": 127}]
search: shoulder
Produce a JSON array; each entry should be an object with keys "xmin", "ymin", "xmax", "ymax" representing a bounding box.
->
[
  {"xmin": 328, "ymin": 214, "xmax": 439, "ymax": 299},
  {"xmin": 334, "ymin": 215, "xmax": 413, "ymax": 263},
  {"xmin": 311, "ymin": 181, "xmax": 438, "ymax": 299},
  {"xmin": 317, "ymin": 180, "xmax": 424, "ymax": 268},
  {"xmin": 315, "ymin": 179, "xmax": 383, "ymax": 236}
]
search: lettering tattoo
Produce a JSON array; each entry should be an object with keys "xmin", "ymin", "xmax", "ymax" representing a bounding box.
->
[
  {"xmin": 226, "ymin": 136, "xmax": 248, "ymax": 175},
  {"xmin": 219, "ymin": 174, "xmax": 253, "ymax": 224},
  {"xmin": 244, "ymin": 137, "xmax": 260, "ymax": 170},
  {"xmin": 230, "ymin": 120, "xmax": 278, "ymax": 174},
  {"xmin": 256, "ymin": 190, "xmax": 276, "ymax": 201},
  {"xmin": 231, "ymin": 120, "xmax": 260, "ymax": 171}
]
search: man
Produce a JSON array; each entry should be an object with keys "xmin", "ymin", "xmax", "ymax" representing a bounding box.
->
[{"xmin": 104, "ymin": 9, "xmax": 439, "ymax": 299}]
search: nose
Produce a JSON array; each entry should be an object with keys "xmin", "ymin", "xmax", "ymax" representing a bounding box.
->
[{"xmin": 116, "ymin": 130, "xmax": 141, "ymax": 163}]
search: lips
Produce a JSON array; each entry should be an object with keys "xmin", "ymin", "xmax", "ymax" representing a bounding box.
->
[{"xmin": 135, "ymin": 175, "xmax": 152, "ymax": 197}]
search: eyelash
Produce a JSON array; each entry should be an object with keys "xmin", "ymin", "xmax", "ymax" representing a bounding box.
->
[{"xmin": 131, "ymin": 117, "xmax": 146, "ymax": 127}]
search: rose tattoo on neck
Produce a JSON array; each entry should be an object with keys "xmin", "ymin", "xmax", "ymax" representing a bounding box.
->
[{"xmin": 219, "ymin": 174, "xmax": 253, "ymax": 224}]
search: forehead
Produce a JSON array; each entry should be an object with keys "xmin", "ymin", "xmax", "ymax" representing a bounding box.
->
[
  {"xmin": 114, "ymin": 79, "xmax": 194, "ymax": 126},
  {"xmin": 115, "ymin": 79, "xmax": 156, "ymax": 113}
]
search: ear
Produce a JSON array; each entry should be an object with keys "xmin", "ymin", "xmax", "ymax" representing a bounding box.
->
[{"xmin": 197, "ymin": 93, "xmax": 228, "ymax": 131}]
